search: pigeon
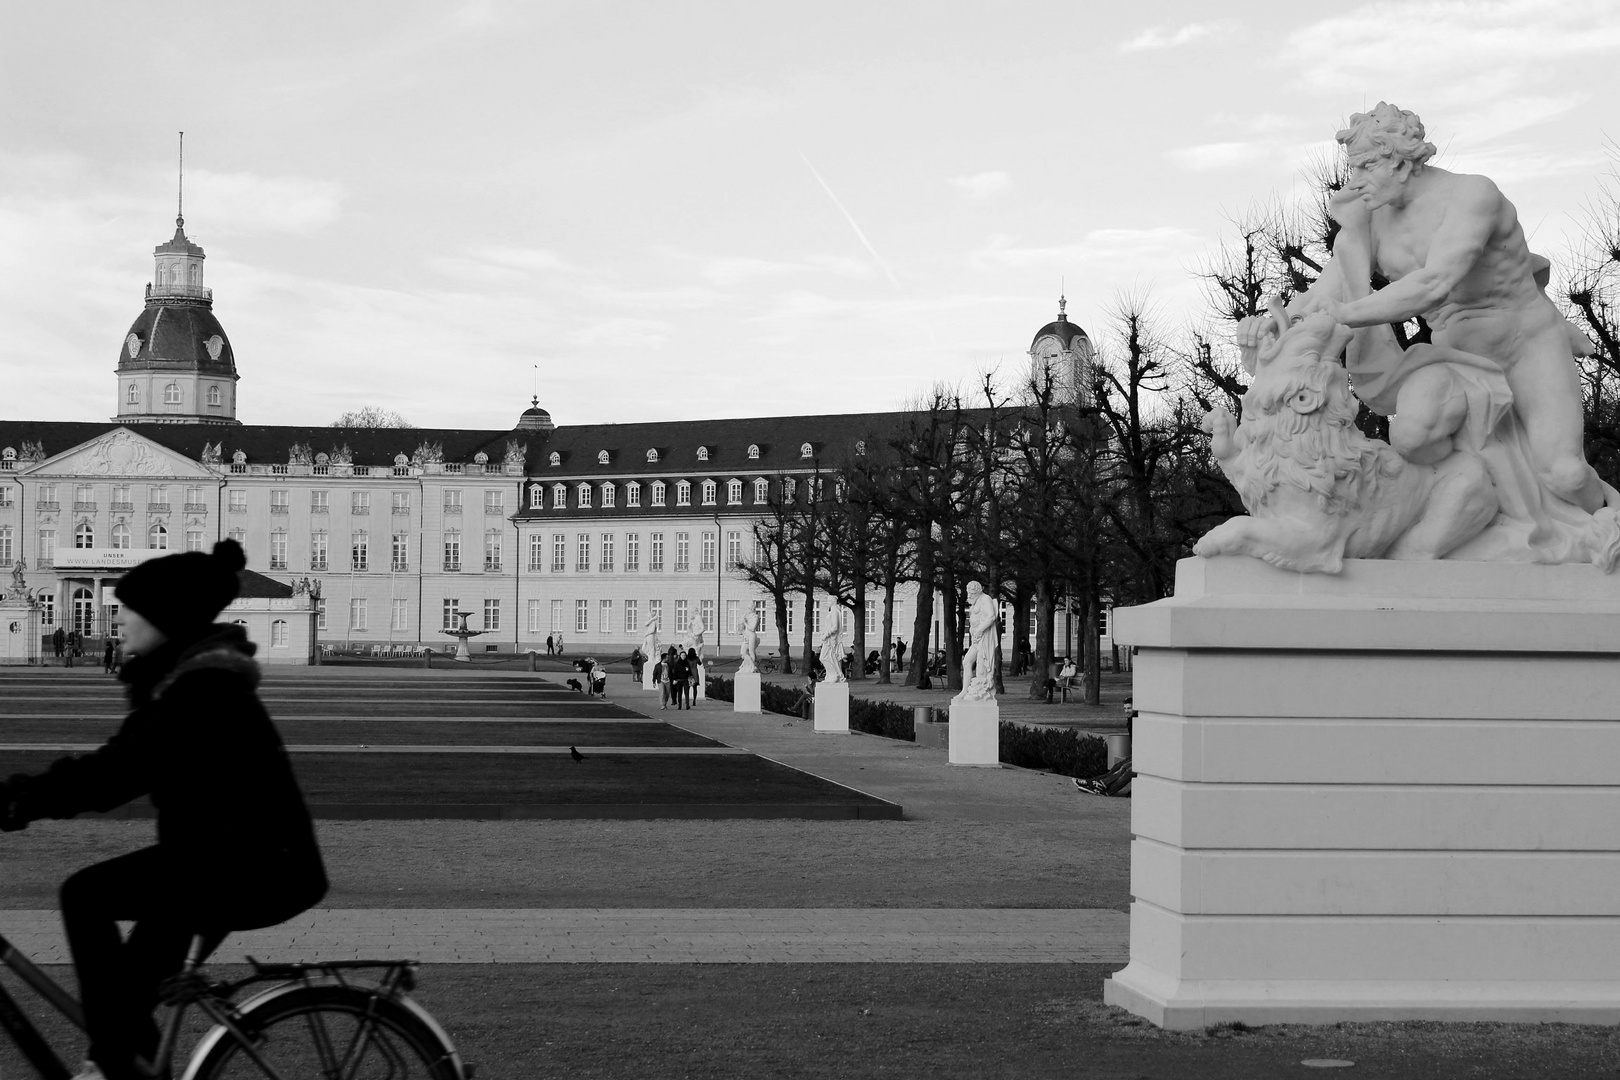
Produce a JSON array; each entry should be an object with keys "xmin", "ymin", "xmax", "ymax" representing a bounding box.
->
[{"xmin": 569, "ymin": 746, "xmax": 585, "ymax": 763}]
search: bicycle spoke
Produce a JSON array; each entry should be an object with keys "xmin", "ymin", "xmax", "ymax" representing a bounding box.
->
[{"xmin": 299, "ymin": 1005, "xmax": 344, "ymax": 1078}]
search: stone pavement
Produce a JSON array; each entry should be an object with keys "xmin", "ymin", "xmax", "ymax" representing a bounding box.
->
[{"xmin": 0, "ymin": 908, "xmax": 1129, "ymax": 965}]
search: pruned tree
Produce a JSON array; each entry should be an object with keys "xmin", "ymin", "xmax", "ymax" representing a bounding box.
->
[{"xmin": 331, "ymin": 407, "xmax": 415, "ymax": 429}]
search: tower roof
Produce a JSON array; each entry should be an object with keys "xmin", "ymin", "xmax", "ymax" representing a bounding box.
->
[
  {"xmin": 118, "ymin": 304, "xmax": 236, "ymax": 375},
  {"xmin": 154, "ymin": 218, "xmax": 205, "ymax": 258},
  {"xmin": 1029, "ymin": 295, "xmax": 1091, "ymax": 351}
]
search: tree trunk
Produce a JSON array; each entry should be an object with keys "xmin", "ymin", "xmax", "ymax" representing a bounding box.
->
[
  {"xmin": 1012, "ymin": 583, "xmax": 1031, "ymax": 675},
  {"xmin": 906, "ymin": 525, "xmax": 935, "ymax": 688},
  {"xmin": 774, "ymin": 594, "xmax": 793, "ymax": 674},
  {"xmin": 801, "ymin": 589, "xmax": 815, "ymax": 671},
  {"xmin": 849, "ymin": 578, "xmax": 867, "ymax": 681},
  {"xmin": 877, "ymin": 548, "xmax": 898, "ymax": 685},
  {"xmin": 1027, "ymin": 577, "xmax": 1054, "ymax": 699},
  {"xmin": 941, "ymin": 568, "xmax": 962, "ymax": 692}
]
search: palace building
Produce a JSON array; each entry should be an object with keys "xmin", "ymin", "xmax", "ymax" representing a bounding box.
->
[{"xmin": 0, "ymin": 208, "xmax": 1094, "ymax": 663}]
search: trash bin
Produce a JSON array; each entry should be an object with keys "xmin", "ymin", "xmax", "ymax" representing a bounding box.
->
[
  {"xmin": 1106, "ymin": 733, "xmax": 1131, "ymax": 769},
  {"xmin": 913, "ymin": 705, "xmax": 934, "ymax": 727}
]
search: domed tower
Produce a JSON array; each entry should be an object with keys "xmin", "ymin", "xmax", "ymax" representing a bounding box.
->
[
  {"xmin": 114, "ymin": 162, "xmax": 240, "ymax": 425},
  {"xmin": 1028, "ymin": 295, "xmax": 1094, "ymax": 406},
  {"xmin": 516, "ymin": 397, "xmax": 555, "ymax": 434}
]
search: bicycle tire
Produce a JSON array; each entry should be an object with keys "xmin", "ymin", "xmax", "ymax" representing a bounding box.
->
[{"xmin": 184, "ymin": 982, "xmax": 464, "ymax": 1080}]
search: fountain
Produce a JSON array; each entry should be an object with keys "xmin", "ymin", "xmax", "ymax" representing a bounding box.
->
[{"xmin": 439, "ymin": 609, "xmax": 487, "ymax": 662}]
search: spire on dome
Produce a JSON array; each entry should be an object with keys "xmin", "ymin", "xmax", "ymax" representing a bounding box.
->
[
  {"xmin": 1058, "ymin": 293, "xmax": 1067, "ymax": 320},
  {"xmin": 176, "ymin": 130, "xmax": 184, "ymax": 232}
]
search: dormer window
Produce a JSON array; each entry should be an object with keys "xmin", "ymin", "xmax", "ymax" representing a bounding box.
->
[
  {"xmin": 701, "ymin": 479, "xmax": 717, "ymax": 505},
  {"xmin": 597, "ymin": 450, "xmax": 610, "ymax": 465},
  {"xmin": 753, "ymin": 478, "xmax": 768, "ymax": 503},
  {"xmin": 550, "ymin": 452, "xmax": 561, "ymax": 467},
  {"xmin": 696, "ymin": 446, "xmax": 709, "ymax": 462},
  {"xmin": 855, "ymin": 440, "xmax": 866, "ymax": 456},
  {"xmin": 646, "ymin": 448, "xmax": 659, "ymax": 463},
  {"xmin": 577, "ymin": 482, "xmax": 593, "ymax": 509},
  {"xmin": 676, "ymin": 480, "xmax": 691, "ymax": 506},
  {"xmin": 747, "ymin": 444, "xmax": 760, "ymax": 460},
  {"xmin": 728, "ymin": 479, "xmax": 743, "ymax": 505},
  {"xmin": 530, "ymin": 485, "xmax": 543, "ymax": 509},
  {"xmin": 799, "ymin": 442, "xmax": 813, "ymax": 459},
  {"xmin": 602, "ymin": 484, "xmax": 616, "ymax": 508},
  {"xmin": 552, "ymin": 483, "xmax": 566, "ymax": 509},
  {"xmin": 627, "ymin": 482, "xmax": 642, "ymax": 507},
  {"xmin": 651, "ymin": 481, "xmax": 666, "ymax": 507}
]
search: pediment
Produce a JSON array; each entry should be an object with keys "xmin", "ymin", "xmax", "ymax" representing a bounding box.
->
[{"xmin": 28, "ymin": 428, "xmax": 215, "ymax": 479}]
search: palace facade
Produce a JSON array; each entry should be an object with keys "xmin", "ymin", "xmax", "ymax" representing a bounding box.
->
[{"xmin": 0, "ymin": 211, "xmax": 1095, "ymax": 661}]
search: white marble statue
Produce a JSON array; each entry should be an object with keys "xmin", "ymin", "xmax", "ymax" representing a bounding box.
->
[
  {"xmin": 737, "ymin": 611, "xmax": 760, "ymax": 675},
  {"xmin": 686, "ymin": 609, "xmax": 706, "ymax": 660},
  {"xmin": 953, "ymin": 581, "xmax": 998, "ymax": 703},
  {"xmin": 640, "ymin": 612, "xmax": 661, "ymax": 664},
  {"xmin": 1200, "ymin": 102, "xmax": 1620, "ymax": 573},
  {"xmin": 817, "ymin": 604, "xmax": 846, "ymax": 683}
]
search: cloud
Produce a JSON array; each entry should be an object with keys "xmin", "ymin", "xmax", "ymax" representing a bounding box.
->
[
  {"xmin": 1166, "ymin": 138, "xmax": 1337, "ymax": 173},
  {"xmin": 695, "ymin": 253, "xmax": 873, "ymax": 288},
  {"xmin": 1119, "ymin": 22, "xmax": 1223, "ymax": 52},
  {"xmin": 184, "ymin": 170, "xmax": 344, "ymax": 236},
  {"xmin": 973, "ymin": 227, "xmax": 1203, "ymax": 270},
  {"xmin": 951, "ymin": 170, "xmax": 1011, "ymax": 199}
]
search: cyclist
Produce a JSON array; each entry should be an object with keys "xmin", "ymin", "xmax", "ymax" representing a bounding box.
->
[{"xmin": 0, "ymin": 540, "xmax": 328, "ymax": 1080}]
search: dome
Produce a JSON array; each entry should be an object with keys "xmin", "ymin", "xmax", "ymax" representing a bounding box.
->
[
  {"xmin": 118, "ymin": 303, "xmax": 236, "ymax": 375},
  {"xmin": 1029, "ymin": 296, "xmax": 1091, "ymax": 352},
  {"xmin": 517, "ymin": 398, "xmax": 555, "ymax": 434}
]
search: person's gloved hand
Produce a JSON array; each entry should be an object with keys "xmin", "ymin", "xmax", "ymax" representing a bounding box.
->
[{"xmin": 0, "ymin": 777, "xmax": 29, "ymax": 832}]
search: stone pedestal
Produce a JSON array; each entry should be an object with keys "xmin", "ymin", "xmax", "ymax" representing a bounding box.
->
[
  {"xmin": 0, "ymin": 601, "xmax": 39, "ymax": 665},
  {"xmin": 947, "ymin": 701, "xmax": 1000, "ymax": 765},
  {"xmin": 1104, "ymin": 555, "xmax": 1620, "ymax": 1029},
  {"xmin": 696, "ymin": 664, "xmax": 706, "ymax": 701},
  {"xmin": 643, "ymin": 664, "xmax": 656, "ymax": 691},
  {"xmin": 734, "ymin": 672, "xmax": 762, "ymax": 714},
  {"xmin": 814, "ymin": 681, "xmax": 850, "ymax": 733}
]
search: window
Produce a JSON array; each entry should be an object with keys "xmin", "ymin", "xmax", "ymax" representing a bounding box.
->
[
  {"xmin": 444, "ymin": 490, "xmax": 463, "ymax": 513},
  {"xmin": 650, "ymin": 532, "xmax": 664, "ymax": 572},
  {"xmin": 727, "ymin": 531, "xmax": 742, "ymax": 569},
  {"xmin": 228, "ymin": 527, "xmax": 246, "ymax": 544},
  {"xmin": 675, "ymin": 532, "xmax": 690, "ymax": 572},
  {"xmin": 625, "ymin": 599, "xmax": 638, "ymax": 634},
  {"xmin": 747, "ymin": 443, "xmax": 760, "ymax": 459},
  {"xmin": 783, "ymin": 478, "xmax": 796, "ymax": 501},
  {"xmin": 626, "ymin": 483, "xmax": 641, "ymax": 507},
  {"xmin": 229, "ymin": 489, "xmax": 247, "ymax": 512},
  {"xmin": 271, "ymin": 619, "xmax": 288, "ymax": 648},
  {"xmin": 726, "ymin": 599, "xmax": 739, "ymax": 634},
  {"xmin": 552, "ymin": 484, "xmax": 565, "ymax": 509},
  {"xmin": 597, "ymin": 450, "xmax": 610, "ymax": 466},
  {"xmin": 626, "ymin": 533, "xmax": 640, "ymax": 571},
  {"xmin": 350, "ymin": 598, "xmax": 368, "ymax": 632},
  {"xmin": 601, "ymin": 484, "xmax": 615, "ymax": 508},
  {"xmin": 601, "ymin": 533, "xmax": 615, "ymax": 571},
  {"xmin": 485, "ymin": 530, "xmax": 502, "ymax": 571},
  {"xmin": 676, "ymin": 480, "xmax": 691, "ymax": 506},
  {"xmin": 812, "ymin": 603, "xmax": 822, "ymax": 634},
  {"xmin": 754, "ymin": 478, "xmax": 769, "ymax": 504},
  {"xmin": 392, "ymin": 491, "xmax": 410, "ymax": 513},
  {"xmin": 701, "ymin": 600, "xmax": 715, "ymax": 637},
  {"xmin": 646, "ymin": 448, "xmax": 659, "ymax": 463},
  {"xmin": 40, "ymin": 593, "xmax": 55, "ymax": 627},
  {"xmin": 551, "ymin": 533, "xmax": 566, "ymax": 572},
  {"xmin": 528, "ymin": 533, "xmax": 544, "ymax": 571},
  {"xmin": 127, "ymin": 383, "xmax": 139, "ymax": 404},
  {"xmin": 271, "ymin": 490, "xmax": 289, "ymax": 513},
  {"xmin": 753, "ymin": 599, "xmax": 769, "ymax": 633},
  {"xmin": 800, "ymin": 442, "xmax": 813, "ymax": 459},
  {"xmin": 311, "ymin": 490, "xmax": 329, "ymax": 512},
  {"xmin": 150, "ymin": 524, "xmax": 169, "ymax": 551},
  {"xmin": 311, "ymin": 531, "xmax": 329, "ymax": 570},
  {"xmin": 865, "ymin": 598, "xmax": 878, "ymax": 634},
  {"xmin": 316, "ymin": 596, "xmax": 326, "ymax": 631},
  {"xmin": 352, "ymin": 491, "xmax": 370, "ymax": 514},
  {"xmin": 727, "ymin": 479, "xmax": 743, "ymax": 505},
  {"xmin": 392, "ymin": 533, "xmax": 409, "ymax": 572},
  {"xmin": 111, "ymin": 524, "xmax": 131, "ymax": 550},
  {"xmin": 208, "ymin": 385, "xmax": 222, "ymax": 407},
  {"xmin": 112, "ymin": 484, "xmax": 132, "ymax": 509},
  {"xmin": 443, "ymin": 529, "xmax": 461, "ymax": 571},
  {"xmin": 600, "ymin": 599, "xmax": 612, "ymax": 634},
  {"xmin": 527, "ymin": 599, "xmax": 543, "ymax": 634},
  {"xmin": 269, "ymin": 530, "xmax": 286, "ymax": 569},
  {"xmin": 0, "ymin": 527, "xmax": 10, "ymax": 564},
  {"xmin": 484, "ymin": 490, "xmax": 503, "ymax": 514},
  {"xmin": 443, "ymin": 599, "xmax": 461, "ymax": 630},
  {"xmin": 696, "ymin": 446, "xmax": 709, "ymax": 461},
  {"xmin": 649, "ymin": 599, "xmax": 662, "ymax": 634},
  {"xmin": 38, "ymin": 529, "xmax": 55, "ymax": 566},
  {"xmin": 184, "ymin": 529, "xmax": 202, "ymax": 552},
  {"xmin": 700, "ymin": 531, "xmax": 716, "ymax": 572},
  {"xmin": 576, "ymin": 533, "xmax": 590, "ymax": 571},
  {"xmin": 164, "ymin": 383, "xmax": 181, "ymax": 405},
  {"xmin": 0, "ymin": 488, "xmax": 11, "ymax": 510},
  {"xmin": 392, "ymin": 599, "xmax": 408, "ymax": 632},
  {"xmin": 529, "ymin": 485, "xmax": 542, "ymax": 510},
  {"xmin": 577, "ymin": 483, "xmax": 592, "ymax": 509},
  {"xmin": 575, "ymin": 599, "xmax": 588, "ymax": 633},
  {"xmin": 39, "ymin": 485, "xmax": 57, "ymax": 507},
  {"xmin": 786, "ymin": 603, "xmax": 795, "ymax": 635},
  {"xmin": 551, "ymin": 599, "xmax": 564, "ymax": 632},
  {"xmin": 675, "ymin": 599, "xmax": 689, "ymax": 633},
  {"xmin": 75, "ymin": 524, "xmax": 94, "ymax": 549},
  {"xmin": 351, "ymin": 531, "xmax": 369, "ymax": 571},
  {"xmin": 701, "ymin": 480, "xmax": 716, "ymax": 505},
  {"xmin": 484, "ymin": 599, "xmax": 501, "ymax": 631},
  {"xmin": 651, "ymin": 481, "xmax": 666, "ymax": 507}
]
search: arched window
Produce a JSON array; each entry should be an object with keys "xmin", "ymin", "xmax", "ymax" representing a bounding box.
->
[
  {"xmin": 270, "ymin": 619, "xmax": 288, "ymax": 648},
  {"xmin": 550, "ymin": 452, "xmax": 561, "ymax": 467},
  {"xmin": 72, "ymin": 588, "xmax": 95, "ymax": 635},
  {"xmin": 747, "ymin": 444, "xmax": 760, "ymax": 460},
  {"xmin": 149, "ymin": 523, "xmax": 168, "ymax": 550},
  {"xmin": 800, "ymin": 442, "xmax": 813, "ymax": 459},
  {"xmin": 207, "ymin": 385, "xmax": 221, "ymax": 406},
  {"xmin": 728, "ymin": 479, "xmax": 743, "ymax": 505},
  {"xmin": 74, "ymin": 524, "xmax": 94, "ymax": 548},
  {"xmin": 530, "ymin": 485, "xmax": 543, "ymax": 509},
  {"xmin": 163, "ymin": 383, "xmax": 182, "ymax": 405},
  {"xmin": 111, "ymin": 524, "xmax": 130, "ymax": 550},
  {"xmin": 701, "ymin": 479, "xmax": 717, "ymax": 505},
  {"xmin": 577, "ymin": 482, "xmax": 593, "ymax": 509},
  {"xmin": 127, "ymin": 384, "xmax": 139, "ymax": 404},
  {"xmin": 626, "ymin": 482, "xmax": 641, "ymax": 507},
  {"xmin": 651, "ymin": 481, "xmax": 666, "ymax": 507},
  {"xmin": 597, "ymin": 450, "xmax": 610, "ymax": 465},
  {"xmin": 753, "ymin": 478, "xmax": 768, "ymax": 504},
  {"xmin": 696, "ymin": 446, "xmax": 709, "ymax": 461},
  {"xmin": 188, "ymin": 264, "xmax": 201, "ymax": 285},
  {"xmin": 646, "ymin": 448, "xmax": 659, "ymax": 463},
  {"xmin": 675, "ymin": 480, "xmax": 691, "ymax": 506},
  {"xmin": 551, "ymin": 483, "xmax": 566, "ymax": 509},
  {"xmin": 601, "ymin": 484, "xmax": 616, "ymax": 508}
]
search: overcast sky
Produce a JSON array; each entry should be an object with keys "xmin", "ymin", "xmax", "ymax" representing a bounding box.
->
[{"xmin": 4, "ymin": 0, "xmax": 1618, "ymax": 430}]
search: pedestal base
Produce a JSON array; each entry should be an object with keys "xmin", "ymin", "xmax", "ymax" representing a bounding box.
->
[
  {"xmin": 947, "ymin": 701, "xmax": 1000, "ymax": 766},
  {"xmin": 643, "ymin": 665, "xmax": 655, "ymax": 691},
  {"xmin": 734, "ymin": 672, "xmax": 761, "ymax": 714},
  {"xmin": 696, "ymin": 664, "xmax": 706, "ymax": 701},
  {"xmin": 814, "ymin": 682, "xmax": 850, "ymax": 733},
  {"xmin": 1106, "ymin": 555, "xmax": 1620, "ymax": 1028}
]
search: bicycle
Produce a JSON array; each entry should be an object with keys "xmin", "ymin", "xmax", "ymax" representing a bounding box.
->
[{"xmin": 0, "ymin": 930, "xmax": 468, "ymax": 1079}]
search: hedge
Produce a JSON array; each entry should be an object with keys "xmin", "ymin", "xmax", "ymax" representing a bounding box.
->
[{"xmin": 706, "ymin": 675, "xmax": 914, "ymax": 738}]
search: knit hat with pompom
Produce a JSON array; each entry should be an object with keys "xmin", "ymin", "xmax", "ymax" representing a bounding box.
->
[{"xmin": 114, "ymin": 539, "xmax": 247, "ymax": 639}]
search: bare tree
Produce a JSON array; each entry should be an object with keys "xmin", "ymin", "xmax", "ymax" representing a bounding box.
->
[{"xmin": 331, "ymin": 407, "xmax": 415, "ymax": 429}]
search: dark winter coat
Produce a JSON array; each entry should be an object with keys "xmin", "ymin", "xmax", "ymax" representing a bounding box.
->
[{"xmin": 5, "ymin": 625, "xmax": 327, "ymax": 930}]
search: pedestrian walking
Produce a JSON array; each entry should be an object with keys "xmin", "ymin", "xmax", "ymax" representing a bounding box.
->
[
  {"xmin": 669, "ymin": 649, "xmax": 689, "ymax": 710},
  {"xmin": 655, "ymin": 647, "xmax": 671, "ymax": 710},
  {"xmin": 53, "ymin": 625, "xmax": 65, "ymax": 663},
  {"xmin": 555, "ymin": 632, "xmax": 565, "ymax": 657},
  {"xmin": 894, "ymin": 638, "xmax": 905, "ymax": 673},
  {"xmin": 102, "ymin": 638, "xmax": 115, "ymax": 675},
  {"xmin": 545, "ymin": 634, "xmax": 554, "ymax": 656},
  {"xmin": 66, "ymin": 629, "xmax": 79, "ymax": 668}
]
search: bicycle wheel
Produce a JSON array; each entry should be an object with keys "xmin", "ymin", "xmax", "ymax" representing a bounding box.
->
[{"xmin": 187, "ymin": 983, "xmax": 463, "ymax": 1080}]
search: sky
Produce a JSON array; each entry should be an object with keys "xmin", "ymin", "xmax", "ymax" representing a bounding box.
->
[{"xmin": 3, "ymin": 0, "xmax": 1619, "ymax": 430}]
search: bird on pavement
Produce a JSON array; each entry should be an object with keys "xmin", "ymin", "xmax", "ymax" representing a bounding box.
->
[{"xmin": 569, "ymin": 746, "xmax": 585, "ymax": 763}]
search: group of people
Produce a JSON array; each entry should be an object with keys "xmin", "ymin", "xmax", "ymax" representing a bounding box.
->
[
  {"xmin": 652, "ymin": 645, "xmax": 703, "ymax": 710},
  {"xmin": 51, "ymin": 626, "xmax": 121, "ymax": 675},
  {"xmin": 543, "ymin": 633, "xmax": 566, "ymax": 656}
]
